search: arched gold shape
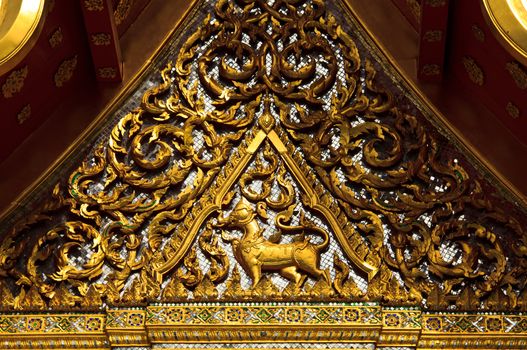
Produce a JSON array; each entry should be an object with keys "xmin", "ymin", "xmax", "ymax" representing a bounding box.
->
[
  {"xmin": 154, "ymin": 124, "xmax": 381, "ymax": 281},
  {"xmin": 0, "ymin": 0, "xmax": 46, "ymax": 76},
  {"xmin": 482, "ymin": 0, "xmax": 527, "ymax": 65}
]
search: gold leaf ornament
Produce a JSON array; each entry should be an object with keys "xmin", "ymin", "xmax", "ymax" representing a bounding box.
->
[
  {"xmin": 2, "ymin": 66, "xmax": 28, "ymax": 98},
  {"xmin": 0, "ymin": 0, "xmax": 525, "ymax": 318},
  {"xmin": 54, "ymin": 56, "xmax": 78, "ymax": 87}
]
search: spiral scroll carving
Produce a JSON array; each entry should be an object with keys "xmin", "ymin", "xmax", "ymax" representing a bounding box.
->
[{"xmin": 0, "ymin": 0, "xmax": 526, "ymax": 312}]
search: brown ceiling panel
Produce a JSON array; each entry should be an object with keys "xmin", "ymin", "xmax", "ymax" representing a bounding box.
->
[
  {"xmin": 390, "ymin": 0, "xmax": 420, "ymax": 30},
  {"xmin": 114, "ymin": 0, "xmax": 151, "ymax": 36}
]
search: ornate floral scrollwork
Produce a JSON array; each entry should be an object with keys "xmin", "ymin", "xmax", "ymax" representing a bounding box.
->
[{"xmin": 0, "ymin": 0, "xmax": 526, "ymax": 314}]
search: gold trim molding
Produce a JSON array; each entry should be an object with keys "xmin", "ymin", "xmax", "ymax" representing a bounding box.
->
[
  {"xmin": 482, "ymin": 0, "xmax": 527, "ymax": 66},
  {"xmin": 0, "ymin": 303, "xmax": 525, "ymax": 349}
]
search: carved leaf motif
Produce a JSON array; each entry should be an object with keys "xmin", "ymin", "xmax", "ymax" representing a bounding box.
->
[
  {"xmin": 198, "ymin": 224, "xmax": 229, "ymax": 283},
  {"xmin": 0, "ymin": 280, "xmax": 14, "ymax": 309},
  {"xmin": 252, "ymin": 276, "xmax": 281, "ymax": 299},
  {"xmin": 240, "ymin": 143, "xmax": 277, "ymax": 201},
  {"xmin": 223, "ymin": 266, "xmax": 246, "ymax": 300},
  {"xmin": 193, "ymin": 276, "xmax": 218, "ymax": 300},
  {"xmin": 0, "ymin": 0, "xmax": 525, "ymax": 313},
  {"xmin": 14, "ymin": 286, "xmax": 46, "ymax": 311},
  {"xmin": 309, "ymin": 279, "xmax": 335, "ymax": 299},
  {"xmin": 49, "ymin": 284, "xmax": 81, "ymax": 309},
  {"xmin": 162, "ymin": 277, "xmax": 188, "ymax": 301},
  {"xmin": 333, "ymin": 254, "xmax": 363, "ymax": 298},
  {"xmin": 177, "ymin": 247, "xmax": 203, "ymax": 288},
  {"xmin": 81, "ymin": 284, "xmax": 104, "ymax": 308}
]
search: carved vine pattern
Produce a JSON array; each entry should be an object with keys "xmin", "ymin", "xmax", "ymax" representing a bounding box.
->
[{"xmin": 0, "ymin": 0, "xmax": 526, "ymax": 311}]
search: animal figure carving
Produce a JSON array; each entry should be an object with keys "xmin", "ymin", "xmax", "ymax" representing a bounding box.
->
[{"xmin": 215, "ymin": 198, "xmax": 331, "ymax": 290}]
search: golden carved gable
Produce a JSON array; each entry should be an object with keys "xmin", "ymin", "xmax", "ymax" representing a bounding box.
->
[{"xmin": 1, "ymin": 0, "xmax": 527, "ymax": 348}]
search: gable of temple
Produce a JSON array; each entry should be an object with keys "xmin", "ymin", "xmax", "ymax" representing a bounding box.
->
[{"xmin": 0, "ymin": 0, "xmax": 527, "ymax": 349}]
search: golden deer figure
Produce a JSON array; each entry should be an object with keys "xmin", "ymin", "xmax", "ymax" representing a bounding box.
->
[{"xmin": 215, "ymin": 198, "xmax": 331, "ymax": 290}]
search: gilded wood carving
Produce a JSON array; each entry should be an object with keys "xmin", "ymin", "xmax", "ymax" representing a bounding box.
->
[{"xmin": 0, "ymin": 0, "xmax": 526, "ymax": 341}]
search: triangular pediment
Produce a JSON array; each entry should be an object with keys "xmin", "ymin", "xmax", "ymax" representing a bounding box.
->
[
  {"xmin": 149, "ymin": 118, "xmax": 381, "ymax": 302},
  {"xmin": 1, "ymin": 0, "xmax": 527, "ymax": 348}
]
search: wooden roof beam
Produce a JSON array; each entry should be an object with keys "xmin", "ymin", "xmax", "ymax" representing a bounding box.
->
[
  {"xmin": 80, "ymin": 0, "xmax": 122, "ymax": 82},
  {"xmin": 417, "ymin": 0, "xmax": 450, "ymax": 82}
]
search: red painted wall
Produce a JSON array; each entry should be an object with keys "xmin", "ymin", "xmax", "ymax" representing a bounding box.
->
[
  {"xmin": 447, "ymin": 0, "xmax": 527, "ymax": 144},
  {"xmin": 0, "ymin": 0, "xmax": 152, "ymax": 162},
  {"xmin": 0, "ymin": 0, "xmax": 93, "ymax": 161}
]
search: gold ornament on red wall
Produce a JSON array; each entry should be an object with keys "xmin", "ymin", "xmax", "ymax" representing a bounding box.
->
[
  {"xmin": 421, "ymin": 64, "xmax": 441, "ymax": 76},
  {"xmin": 2, "ymin": 66, "xmax": 28, "ymax": 98},
  {"xmin": 114, "ymin": 0, "xmax": 134, "ymax": 25},
  {"xmin": 406, "ymin": 0, "xmax": 421, "ymax": 21},
  {"xmin": 471, "ymin": 24, "xmax": 485, "ymax": 42},
  {"xmin": 16, "ymin": 104, "xmax": 31, "ymax": 124},
  {"xmin": 97, "ymin": 67, "xmax": 117, "ymax": 79},
  {"xmin": 83, "ymin": 0, "xmax": 104, "ymax": 11},
  {"xmin": 90, "ymin": 33, "xmax": 111, "ymax": 46},
  {"xmin": 423, "ymin": 30, "xmax": 442, "ymax": 42},
  {"xmin": 48, "ymin": 27, "xmax": 63, "ymax": 49},
  {"xmin": 425, "ymin": 0, "xmax": 446, "ymax": 6},
  {"xmin": 54, "ymin": 55, "xmax": 78, "ymax": 87},
  {"xmin": 462, "ymin": 56, "xmax": 485, "ymax": 86},
  {"xmin": 506, "ymin": 61, "xmax": 527, "ymax": 89},
  {"xmin": 507, "ymin": 101, "xmax": 521, "ymax": 119}
]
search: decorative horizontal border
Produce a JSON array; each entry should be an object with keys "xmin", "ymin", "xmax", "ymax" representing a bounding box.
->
[
  {"xmin": 0, "ymin": 313, "xmax": 105, "ymax": 334},
  {"xmin": 147, "ymin": 303, "xmax": 383, "ymax": 343},
  {"xmin": 0, "ymin": 303, "xmax": 526, "ymax": 349},
  {"xmin": 418, "ymin": 312, "xmax": 527, "ymax": 349}
]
